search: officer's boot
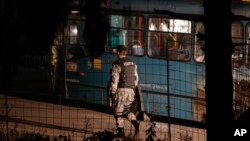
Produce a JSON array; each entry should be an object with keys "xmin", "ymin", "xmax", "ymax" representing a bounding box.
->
[{"xmin": 113, "ymin": 127, "xmax": 125, "ymax": 137}]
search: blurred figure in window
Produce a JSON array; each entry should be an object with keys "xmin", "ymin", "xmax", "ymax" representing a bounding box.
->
[
  {"xmin": 159, "ymin": 19, "xmax": 170, "ymax": 32},
  {"xmin": 149, "ymin": 19, "xmax": 156, "ymax": 31},
  {"xmin": 159, "ymin": 19, "xmax": 171, "ymax": 57},
  {"xmin": 148, "ymin": 19, "xmax": 159, "ymax": 56}
]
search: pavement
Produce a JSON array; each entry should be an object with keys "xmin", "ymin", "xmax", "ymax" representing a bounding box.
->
[
  {"xmin": 0, "ymin": 94, "xmax": 207, "ymax": 141},
  {"xmin": 0, "ymin": 66, "xmax": 207, "ymax": 141}
]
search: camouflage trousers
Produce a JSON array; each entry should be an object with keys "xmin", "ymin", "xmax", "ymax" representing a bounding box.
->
[{"xmin": 113, "ymin": 88, "xmax": 136, "ymax": 128}]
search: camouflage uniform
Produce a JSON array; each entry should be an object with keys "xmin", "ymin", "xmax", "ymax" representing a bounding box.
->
[{"xmin": 109, "ymin": 57, "xmax": 139, "ymax": 134}]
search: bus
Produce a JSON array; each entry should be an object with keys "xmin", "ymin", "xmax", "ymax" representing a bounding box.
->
[{"xmin": 55, "ymin": 0, "xmax": 250, "ymax": 125}]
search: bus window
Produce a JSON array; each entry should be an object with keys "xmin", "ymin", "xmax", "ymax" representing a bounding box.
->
[
  {"xmin": 147, "ymin": 17, "xmax": 191, "ymax": 61},
  {"xmin": 194, "ymin": 22, "xmax": 244, "ymax": 65},
  {"xmin": 69, "ymin": 24, "xmax": 78, "ymax": 44},
  {"xmin": 232, "ymin": 22, "xmax": 244, "ymax": 68},
  {"xmin": 67, "ymin": 20, "xmax": 85, "ymax": 45},
  {"xmin": 66, "ymin": 20, "xmax": 87, "ymax": 60},
  {"xmin": 194, "ymin": 22, "xmax": 205, "ymax": 63},
  {"xmin": 106, "ymin": 15, "xmax": 145, "ymax": 56}
]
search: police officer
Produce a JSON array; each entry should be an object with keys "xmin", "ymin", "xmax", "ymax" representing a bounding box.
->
[{"xmin": 109, "ymin": 45, "xmax": 140, "ymax": 137}]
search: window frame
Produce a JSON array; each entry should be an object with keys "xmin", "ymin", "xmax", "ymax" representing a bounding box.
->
[
  {"xmin": 147, "ymin": 16, "xmax": 192, "ymax": 62},
  {"xmin": 105, "ymin": 14, "xmax": 145, "ymax": 56}
]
